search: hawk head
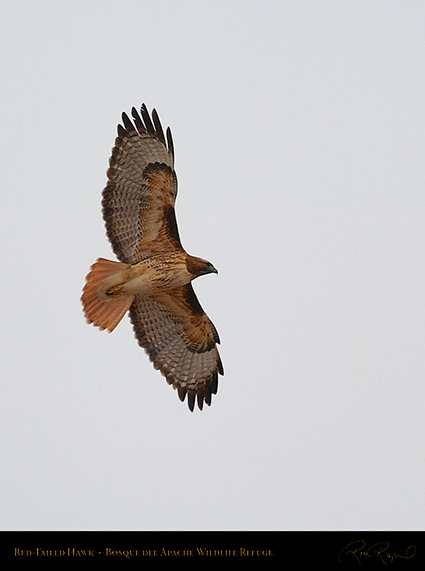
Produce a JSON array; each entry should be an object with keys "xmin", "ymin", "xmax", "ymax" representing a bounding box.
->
[{"xmin": 186, "ymin": 256, "xmax": 218, "ymax": 279}]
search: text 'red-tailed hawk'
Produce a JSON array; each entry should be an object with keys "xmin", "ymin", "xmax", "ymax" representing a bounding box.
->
[{"xmin": 81, "ymin": 104, "xmax": 223, "ymax": 411}]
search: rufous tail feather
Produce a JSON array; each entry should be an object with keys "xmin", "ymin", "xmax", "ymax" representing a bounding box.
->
[{"xmin": 81, "ymin": 258, "xmax": 134, "ymax": 332}]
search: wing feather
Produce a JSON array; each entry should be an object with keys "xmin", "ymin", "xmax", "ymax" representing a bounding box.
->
[
  {"xmin": 102, "ymin": 104, "xmax": 180, "ymax": 264},
  {"xmin": 151, "ymin": 108, "xmax": 166, "ymax": 146},
  {"xmin": 131, "ymin": 106, "xmax": 146, "ymax": 135},
  {"xmin": 140, "ymin": 103, "xmax": 155, "ymax": 134},
  {"xmin": 129, "ymin": 285, "xmax": 223, "ymax": 411}
]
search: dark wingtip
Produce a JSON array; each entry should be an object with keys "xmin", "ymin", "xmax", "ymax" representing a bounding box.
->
[
  {"xmin": 131, "ymin": 106, "xmax": 146, "ymax": 134},
  {"xmin": 217, "ymin": 354, "xmax": 224, "ymax": 376},
  {"xmin": 187, "ymin": 392, "xmax": 196, "ymax": 412},
  {"xmin": 121, "ymin": 111, "xmax": 135, "ymax": 133},
  {"xmin": 197, "ymin": 393, "xmax": 204, "ymax": 411},
  {"xmin": 177, "ymin": 386, "xmax": 213, "ymax": 412},
  {"xmin": 121, "ymin": 103, "xmax": 174, "ymax": 158},
  {"xmin": 151, "ymin": 108, "xmax": 166, "ymax": 146},
  {"xmin": 140, "ymin": 103, "xmax": 155, "ymax": 133},
  {"xmin": 117, "ymin": 124, "xmax": 126, "ymax": 137},
  {"xmin": 166, "ymin": 126, "xmax": 174, "ymax": 159}
]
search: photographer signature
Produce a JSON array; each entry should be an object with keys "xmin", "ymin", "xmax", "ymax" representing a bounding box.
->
[{"xmin": 338, "ymin": 539, "xmax": 416, "ymax": 565}]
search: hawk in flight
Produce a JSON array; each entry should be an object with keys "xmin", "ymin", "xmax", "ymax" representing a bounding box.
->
[{"xmin": 81, "ymin": 104, "xmax": 223, "ymax": 411}]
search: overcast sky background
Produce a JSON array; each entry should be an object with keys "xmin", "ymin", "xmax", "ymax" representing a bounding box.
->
[{"xmin": 2, "ymin": 1, "xmax": 425, "ymax": 531}]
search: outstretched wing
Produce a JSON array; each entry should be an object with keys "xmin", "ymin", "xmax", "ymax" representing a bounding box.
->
[
  {"xmin": 102, "ymin": 104, "xmax": 182, "ymax": 264},
  {"xmin": 129, "ymin": 285, "xmax": 224, "ymax": 411}
]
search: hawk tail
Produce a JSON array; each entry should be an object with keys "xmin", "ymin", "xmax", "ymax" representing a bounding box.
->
[{"xmin": 81, "ymin": 258, "xmax": 134, "ymax": 332}]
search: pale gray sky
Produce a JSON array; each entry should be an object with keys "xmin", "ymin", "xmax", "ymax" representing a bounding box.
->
[{"xmin": 2, "ymin": 0, "xmax": 425, "ymax": 531}]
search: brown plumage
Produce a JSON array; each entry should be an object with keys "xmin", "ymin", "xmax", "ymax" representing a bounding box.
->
[{"xmin": 81, "ymin": 104, "xmax": 223, "ymax": 411}]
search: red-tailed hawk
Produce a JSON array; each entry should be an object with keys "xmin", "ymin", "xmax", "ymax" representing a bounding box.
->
[{"xmin": 81, "ymin": 104, "xmax": 223, "ymax": 411}]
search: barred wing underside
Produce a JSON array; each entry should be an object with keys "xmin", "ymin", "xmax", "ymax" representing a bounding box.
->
[
  {"xmin": 129, "ymin": 285, "xmax": 223, "ymax": 411},
  {"xmin": 102, "ymin": 105, "xmax": 180, "ymax": 264}
]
